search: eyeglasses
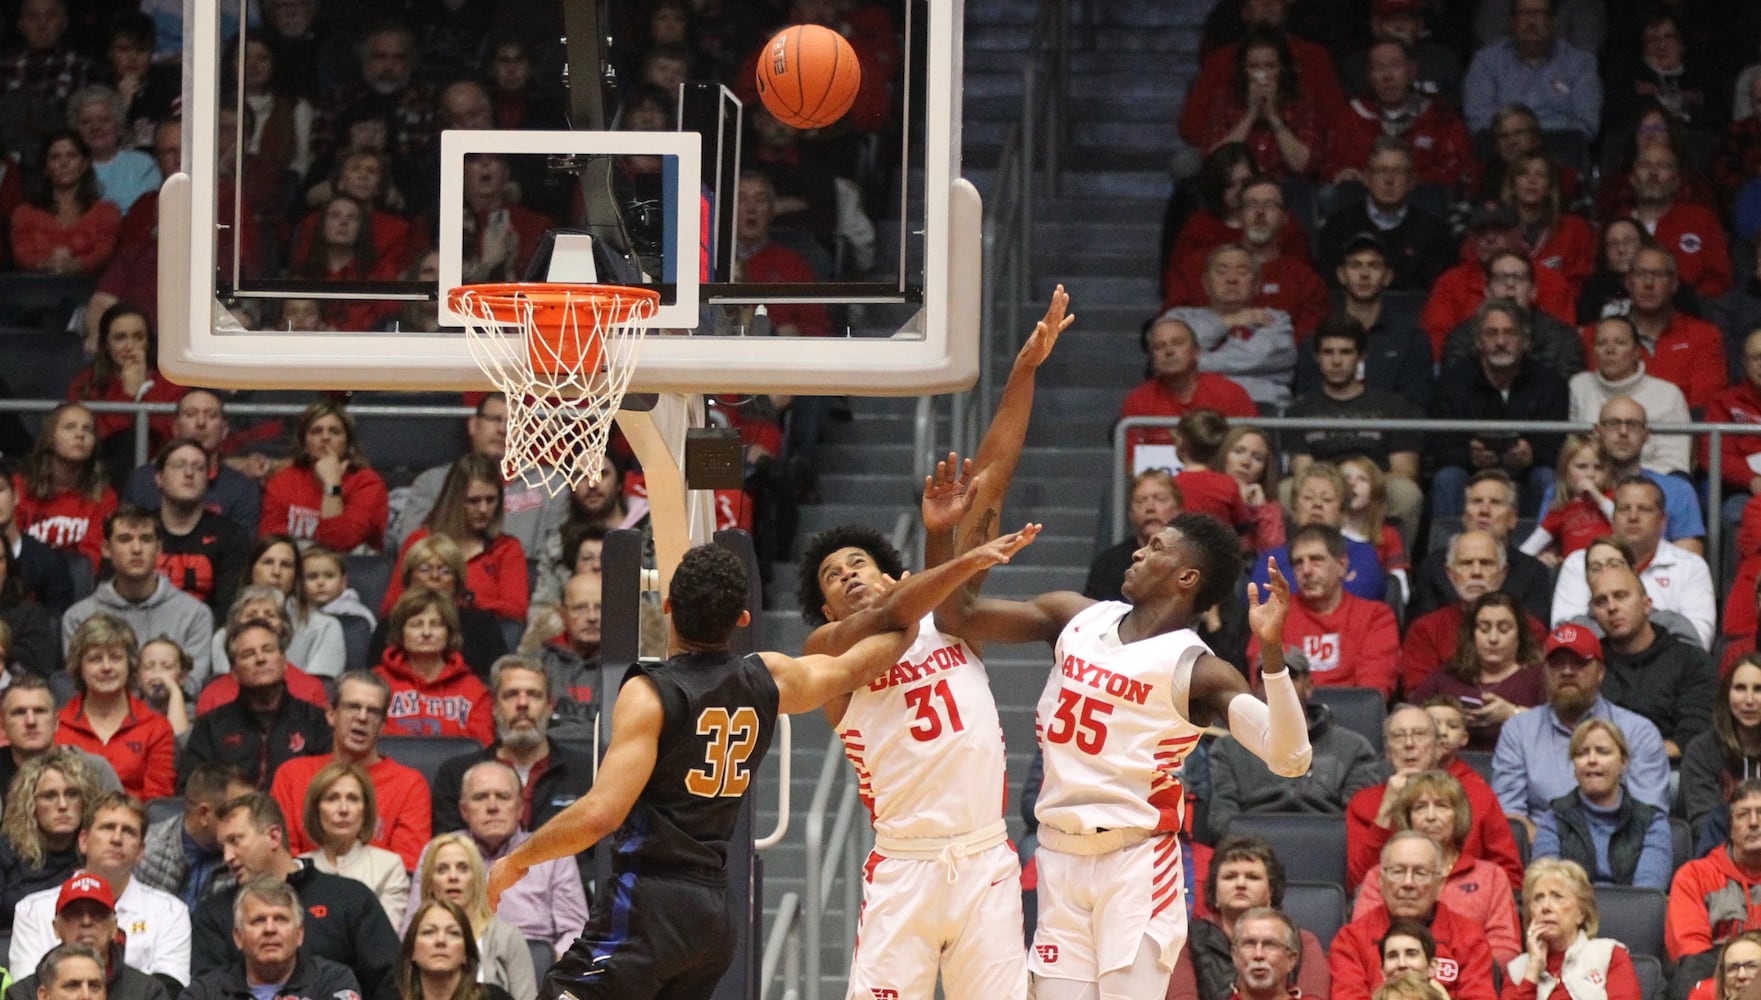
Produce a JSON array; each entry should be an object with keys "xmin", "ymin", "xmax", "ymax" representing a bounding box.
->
[
  {"xmin": 1725, "ymin": 961, "xmax": 1761, "ymax": 977},
  {"xmin": 1387, "ymin": 729, "xmax": 1433, "ymax": 744},
  {"xmin": 1383, "ymin": 866, "xmax": 1436, "ymax": 883},
  {"xmin": 1234, "ymin": 938, "xmax": 1295, "ymax": 955}
]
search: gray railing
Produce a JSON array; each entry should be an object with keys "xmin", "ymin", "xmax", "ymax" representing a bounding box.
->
[{"xmin": 1113, "ymin": 415, "xmax": 1761, "ymax": 565}]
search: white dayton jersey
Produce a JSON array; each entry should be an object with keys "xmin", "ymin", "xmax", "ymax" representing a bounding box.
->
[
  {"xmin": 1035, "ymin": 600, "xmax": 1208, "ymax": 837},
  {"xmin": 837, "ymin": 614, "xmax": 1007, "ymax": 839}
]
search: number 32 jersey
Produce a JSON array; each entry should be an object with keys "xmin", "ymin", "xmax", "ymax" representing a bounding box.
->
[
  {"xmin": 1036, "ymin": 601, "xmax": 1208, "ymax": 838},
  {"xmin": 836, "ymin": 614, "xmax": 1007, "ymax": 840}
]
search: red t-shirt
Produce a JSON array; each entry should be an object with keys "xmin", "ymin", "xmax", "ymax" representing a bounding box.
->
[
  {"xmin": 1174, "ymin": 468, "xmax": 1253, "ymax": 530},
  {"xmin": 1540, "ymin": 493, "xmax": 1613, "ymax": 556},
  {"xmin": 12, "ymin": 474, "xmax": 118, "ymax": 573},
  {"xmin": 1250, "ymin": 592, "xmax": 1400, "ymax": 697},
  {"xmin": 1119, "ymin": 374, "xmax": 1259, "ymax": 464}
]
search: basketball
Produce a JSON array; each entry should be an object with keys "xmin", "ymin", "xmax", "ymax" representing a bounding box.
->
[{"xmin": 754, "ymin": 24, "xmax": 862, "ymax": 130}]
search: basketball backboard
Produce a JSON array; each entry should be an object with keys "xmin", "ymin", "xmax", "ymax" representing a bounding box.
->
[{"xmin": 162, "ymin": 0, "xmax": 977, "ymax": 396}]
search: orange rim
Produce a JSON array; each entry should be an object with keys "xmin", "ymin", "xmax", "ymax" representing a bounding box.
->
[{"xmin": 447, "ymin": 283, "xmax": 661, "ymax": 327}]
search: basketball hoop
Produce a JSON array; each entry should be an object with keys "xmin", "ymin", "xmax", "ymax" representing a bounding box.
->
[{"xmin": 447, "ymin": 283, "xmax": 661, "ymax": 496}]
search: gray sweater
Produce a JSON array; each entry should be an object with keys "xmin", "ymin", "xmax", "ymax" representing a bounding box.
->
[
  {"xmin": 1206, "ymin": 702, "xmax": 1382, "ymax": 841},
  {"xmin": 62, "ymin": 576, "xmax": 213, "ymax": 681}
]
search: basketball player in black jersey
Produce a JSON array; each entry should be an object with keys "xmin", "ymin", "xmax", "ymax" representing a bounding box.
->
[{"xmin": 487, "ymin": 532, "xmax": 1038, "ymax": 1000}]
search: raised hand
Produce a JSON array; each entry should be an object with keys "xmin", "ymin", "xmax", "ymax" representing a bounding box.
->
[
  {"xmin": 972, "ymin": 523, "xmax": 1042, "ymax": 568},
  {"xmin": 921, "ymin": 451, "xmax": 974, "ymax": 535},
  {"xmin": 1018, "ymin": 285, "xmax": 1073, "ymax": 367},
  {"xmin": 1245, "ymin": 557, "xmax": 1289, "ymax": 648}
]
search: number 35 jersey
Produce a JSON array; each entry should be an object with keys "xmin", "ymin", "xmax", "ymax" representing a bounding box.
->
[
  {"xmin": 836, "ymin": 614, "xmax": 1007, "ymax": 840},
  {"xmin": 1036, "ymin": 601, "xmax": 1208, "ymax": 838},
  {"xmin": 614, "ymin": 651, "xmax": 779, "ymax": 876}
]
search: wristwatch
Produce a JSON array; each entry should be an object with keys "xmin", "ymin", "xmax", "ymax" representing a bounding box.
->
[{"xmin": 325, "ymin": 484, "xmax": 343, "ymax": 497}]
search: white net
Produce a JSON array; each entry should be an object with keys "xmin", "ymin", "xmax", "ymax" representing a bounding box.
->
[{"xmin": 449, "ymin": 284, "xmax": 659, "ymax": 497}]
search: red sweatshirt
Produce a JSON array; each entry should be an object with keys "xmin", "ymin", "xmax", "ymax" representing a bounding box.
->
[
  {"xmin": 375, "ymin": 648, "xmax": 494, "ymax": 744},
  {"xmin": 1666, "ymin": 847, "xmax": 1761, "ymax": 961},
  {"xmin": 1702, "ymin": 382, "xmax": 1761, "ymax": 492},
  {"xmin": 1249, "ymin": 592, "xmax": 1401, "ymax": 698},
  {"xmin": 66, "ymin": 368, "xmax": 183, "ymax": 444},
  {"xmin": 1345, "ymin": 760, "xmax": 1527, "ymax": 893},
  {"xmin": 260, "ymin": 465, "xmax": 388, "ymax": 552},
  {"xmin": 54, "ymin": 694, "xmax": 175, "ymax": 800},
  {"xmin": 270, "ymin": 751, "xmax": 433, "ymax": 869},
  {"xmin": 1529, "ymin": 214, "xmax": 1597, "ymax": 301},
  {"xmin": 1644, "ymin": 203, "xmax": 1732, "ymax": 298},
  {"xmin": 382, "ymin": 528, "xmax": 529, "ymax": 622},
  {"xmin": 13, "ymin": 474, "xmax": 118, "ymax": 573},
  {"xmin": 1330, "ymin": 902, "xmax": 1497, "ymax": 1000},
  {"xmin": 1399, "ymin": 603, "xmax": 1547, "ymax": 695},
  {"xmin": 1642, "ymin": 312, "xmax": 1728, "ymax": 411}
]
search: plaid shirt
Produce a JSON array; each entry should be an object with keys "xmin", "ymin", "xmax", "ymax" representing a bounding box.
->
[{"xmin": 0, "ymin": 45, "xmax": 93, "ymax": 101}]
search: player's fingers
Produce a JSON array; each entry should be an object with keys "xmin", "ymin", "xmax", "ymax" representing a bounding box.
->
[{"xmin": 1247, "ymin": 582, "xmax": 1262, "ymax": 606}]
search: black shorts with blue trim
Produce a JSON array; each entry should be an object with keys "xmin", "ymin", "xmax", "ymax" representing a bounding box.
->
[{"xmin": 542, "ymin": 870, "xmax": 736, "ymax": 1000}]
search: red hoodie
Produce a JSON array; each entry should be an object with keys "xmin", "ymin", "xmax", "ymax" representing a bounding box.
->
[
  {"xmin": 13, "ymin": 474, "xmax": 118, "ymax": 573},
  {"xmin": 260, "ymin": 465, "xmax": 388, "ymax": 552},
  {"xmin": 375, "ymin": 648, "xmax": 494, "ymax": 744},
  {"xmin": 1666, "ymin": 846, "xmax": 1761, "ymax": 961},
  {"xmin": 54, "ymin": 694, "xmax": 176, "ymax": 799},
  {"xmin": 382, "ymin": 528, "xmax": 529, "ymax": 622}
]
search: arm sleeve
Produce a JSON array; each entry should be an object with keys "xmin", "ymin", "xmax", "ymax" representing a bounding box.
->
[
  {"xmin": 155, "ymin": 897, "xmax": 192, "ymax": 985},
  {"xmin": 1531, "ymin": 809, "xmax": 1561, "ymax": 860},
  {"xmin": 301, "ymin": 615, "xmax": 346, "ymax": 678},
  {"xmin": 387, "ymin": 772, "xmax": 432, "ymax": 872},
  {"xmin": 431, "ymin": 760, "xmax": 466, "ymax": 834},
  {"xmin": 72, "ymin": 204, "xmax": 121, "ymax": 272},
  {"xmin": 1501, "ymin": 974, "xmax": 1540, "ymax": 1000},
  {"xmin": 1678, "ymin": 558, "xmax": 1717, "ymax": 650},
  {"xmin": 477, "ymin": 536, "xmax": 530, "ymax": 621},
  {"xmin": 1678, "ymin": 736, "xmax": 1726, "ymax": 828},
  {"xmin": 1224, "ymin": 669, "xmax": 1314, "ymax": 778},
  {"xmin": 315, "ymin": 471, "xmax": 389, "ymax": 552},
  {"xmin": 175, "ymin": 721, "xmax": 215, "ymax": 795},
  {"xmin": 1297, "ymin": 931, "xmax": 1330, "ymax": 999},
  {"xmin": 142, "ymin": 720, "xmax": 176, "ymax": 799},
  {"xmin": 1456, "ymin": 928, "xmax": 1500, "ymax": 1000},
  {"xmin": 1342, "ymin": 742, "xmax": 1385, "ymax": 804},
  {"xmin": 1353, "ymin": 865, "xmax": 1385, "ymax": 918},
  {"xmin": 189, "ymin": 900, "xmax": 229, "ymax": 978},
  {"xmin": 547, "ymin": 858, "xmax": 590, "ymax": 952},
  {"xmin": 352, "ymin": 893, "xmax": 404, "ymax": 1000},
  {"xmin": 182, "ymin": 607, "xmax": 214, "ymax": 692},
  {"xmin": 1492, "ymin": 721, "xmax": 1531, "ymax": 818},
  {"xmin": 1482, "ymin": 867, "xmax": 1525, "ymax": 962},
  {"xmin": 1346, "ymin": 790, "xmax": 1393, "ymax": 888},
  {"xmin": 1626, "ymin": 720, "xmax": 1673, "ymax": 812},
  {"xmin": 387, "ymin": 468, "xmax": 441, "ymax": 550},
  {"xmin": 1328, "ymin": 929, "xmax": 1377, "ymax": 1000},
  {"xmin": 1674, "ymin": 656, "xmax": 1719, "ymax": 747},
  {"xmin": 1551, "ymin": 554, "xmax": 1590, "ymax": 626},
  {"xmin": 259, "ymin": 473, "xmax": 289, "ymax": 537},
  {"xmin": 1605, "ymin": 944, "xmax": 1642, "ymax": 1000}
]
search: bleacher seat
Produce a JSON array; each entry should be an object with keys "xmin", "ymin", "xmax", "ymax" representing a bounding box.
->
[
  {"xmin": 352, "ymin": 391, "xmax": 467, "ymax": 476},
  {"xmin": 1458, "ymin": 750, "xmax": 1495, "ymax": 786},
  {"xmin": 146, "ymin": 797, "xmax": 184, "ymax": 826},
  {"xmin": 1632, "ymin": 954, "xmax": 1665, "ymax": 1000},
  {"xmin": 347, "ymin": 554, "xmax": 394, "ymax": 616},
  {"xmin": 1282, "ymin": 881, "xmax": 1346, "ymax": 953},
  {"xmin": 340, "ymin": 615, "xmax": 373, "ymax": 671},
  {"xmin": 1595, "ymin": 886, "xmax": 1669, "ymax": 964},
  {"xmin": 1671, "ymin": 818, "xmax": 1692, "ymax": 871},
  {"xmin": 1509, "ymin": 817, "xmax": 1531, "ymax": 867},
  {"xmin": 1311, "ymin": 687, "xmax": 1385, "ymax": 755},
  {"xmin": 380, "ymin": 735, "xmax": 481, "ymax": 787},
  {"xmin": 1226, "ymin": 814, "xmax": 1348, "ymax": 887}
]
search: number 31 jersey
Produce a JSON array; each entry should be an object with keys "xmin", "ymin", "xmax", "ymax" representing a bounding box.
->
[
  {"xmin": 1035, "ymin": 601, "xmax": 1208, "ymax": 837},
  {"xmin": 836, "ymin": 614, "xmax": 1007, "ymax": 840}
]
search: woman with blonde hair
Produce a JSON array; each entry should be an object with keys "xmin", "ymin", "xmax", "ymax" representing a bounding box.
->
[
  {"xmin": 1532, "ymin": 719, "xmax": 1672, "ymax": 889},
  {"xmin": 57, "ymin": 613, "xmax": 174, "ymax": 799},
  {"xmin": 1339, "ymin": 455, "xmax": 1410, "ymax": 590},
  {"xmin": 369, "ymin": 534, "xmax": 508, "ymax": 675},
  {"xmin": 396, "ymin": 898, "xmax": 513, "ymax": 1000},
  {"xmin": 409, "ymin": 833, "xmax": 534, "ymax": 1000},
  {"xmin": 1505, "ymin": 857, "xmax": 1641, "ymax": 1000},
  {"xmin": 1713, "ymin": 932, "xmax": 1761, "ymax": 1000},
  {"xmin": 1375, "ymin": 970, "xmax": 1449, "ymax": 1000},
  {"xmin": 1216, "ymin": 424, "xmax": 1282, "ymax": 552},
  {"xmin": 0, "ymin": 748, "xmax": 97, "ymax": 927},
  {"xmin": 1353, "ymin": 769, "xmax": 1523, "ymax": 965},
  {"xmin": 260, "ymin": 401, "xmax": 388, "ymax": 551},
  {"xmin": 301, "ymin": 759, "xmax": 409, "ymax": 925}
]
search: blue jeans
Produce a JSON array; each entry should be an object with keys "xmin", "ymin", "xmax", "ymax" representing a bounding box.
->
[{"xmin": 1432, "ymin": 464, "xmax": 1556, "ymax": 519}]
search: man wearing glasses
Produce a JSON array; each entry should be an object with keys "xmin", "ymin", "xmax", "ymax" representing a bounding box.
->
[
  {"xmin": 1667, "ymin": 780, "xmax": 1761, "ymax": 993},
  {"xmin": 1626, "ymin": 244, "xmax": 1728, "ymax": 409},
  {"xmin": 1330, "ymin": 831, "xmax": 1498, "ymax": 1000},
  {"xmin": 1439, "ymin": 250, "xmax": 1585, "ymax": 381},
  {"xmin": 267, "ymin": 671, "xmax": 430, "ymax": 869},
  {"xmin": 1228, "ymin": 908, "xmax": 1320, "ymax": 1000}
]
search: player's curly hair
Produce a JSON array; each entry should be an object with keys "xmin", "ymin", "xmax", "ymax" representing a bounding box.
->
[
  {"xmin": 1171, "ymin": 512, "xmax": 1242, "ymax": 613},
  {"xmin": 669, "ymin": 544, "xmax": 750, "ymax": 645},
  {"xmin": 796, "ymin": 526, "xmax": 906, "ymax": 626}
]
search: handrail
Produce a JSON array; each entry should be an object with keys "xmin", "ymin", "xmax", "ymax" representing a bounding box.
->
[
  {"xmin": 799, "ymin": 735, "xmax": 845, "ymax": 1000},
  {"xmin": 754, "ymin": 715, "xmax": 793, "ymax": 849},
  {"xmin": 759, "ymin": 892, "xmax": 800, "ymax": 1000},
  {"xmin": 1111, "ymin": 414, "xmax": 1761, "ymax": 564}
]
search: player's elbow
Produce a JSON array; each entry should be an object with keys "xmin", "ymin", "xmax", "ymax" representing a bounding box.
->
[{"xmin": 1268, "ymin": 746, "xmax": 1313, "ymax": 779}]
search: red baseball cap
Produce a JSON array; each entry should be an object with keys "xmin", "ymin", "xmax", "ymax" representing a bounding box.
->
[
  {"xmin": 56, "ymin": 873, "xmax": 115, "ymax": 915},
  {"xmin": 1544, "ymin": 623, "xmax": 1602, "ymax": 662}
]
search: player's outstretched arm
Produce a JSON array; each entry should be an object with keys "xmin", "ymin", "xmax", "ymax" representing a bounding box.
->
[
  {"xmin": 485, "ymin": 676, "xmax": 664, "ymax": 907},
  {"xmin": 1193, "ymin": 559, "xmax": 1312, "ymax": 778},
  {"xmin": 941, "ymin": 286, "xmax": 1072, "ymax": 564},
  {"xmin": 933, "ymin": 575, "xmax": 1093, "ymax": 648},
  {"xmin": 788, "ymin": 526, "xmax": 1042, "ymax": 705},
  {"xmin": 806, "ymin": 497, "xmax": 1041, "ymax": 661}
]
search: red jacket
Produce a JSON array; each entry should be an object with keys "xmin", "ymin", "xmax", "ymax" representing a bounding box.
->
[
  {"xmin": 1399, "ymin": 603, "xmax": 1547, "ymax": 696},
  {"xmin": 1645, "ymin": 203, "xmax": 1733, "ymax": 298},
  {"xmin": 382, "ymin": 528, "xmax": 529, "ymax": 622},
  {"xmin": 1528, "ymin": 214, "xmax": 1597, "ymax": 300},
  {"xmin": 1345, "ymin": 759, "xmax": 1527, "ymax": 891},
  {"xmin": 1666, "ymin": 846, "xmax": 1761, "ymax": 961},
  {"xmin": 1119, "ymin": 373, "xmax": 1258, "ymax": 458},
  {"xmin": 1327, "ymin": 98, "xmax": 1477, "ymax": 194},
  {"xmin": 375, "ymin": 648, "xmax": 494, "ymax": 744},
  {"xmin": 196, "ymin": 664, "xmax": 330, "ymax": 715},
  {"xmin": 1703, "ymin": 382, "xmax": 1761, "ymax": 491},
  {"xmin": 1330, "ymin": 902, "xmax": 1497, "ymax": 1000},
  {"xmin": 66, "ymin": 368, "xmax": 183, "ymax": 444},
  {"xmin": 1421, "ymin": 262, "xmax": 1575, "ymax": 358},
  {"xmin": 1643, "ymin": 312, "xmax": 1729, "ymax": 411},
  {"xmin": 13, "ymin": 475, "xmax": 118, "ymax": 573},
  {"xmin": 54, "ymin": 694, "xmax": 175, "ymax": 800},
  {"xmin": 270, "ymin": 751, "xmax": 433, "ymax": 869},
  {"xmin": 1250, "ymin": 592, "xmax": 1400, "ymax": 698},
  {"xmin": 260, "ymin": 465, "xmax": 388, "ymax": 552}
]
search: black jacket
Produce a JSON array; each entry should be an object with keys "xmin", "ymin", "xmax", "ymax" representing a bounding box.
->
[
  {"xmin": 1600, "ymin": 628, "xmax": 1717, "ymax": 749},
  {"xmin": 190, "ymin": 861, "xmax": 397, "ymax": 1000},
  {"xmin": 1428, "ymin": 357, "xmax": 1570, "ymax": 472},
  {"xmin": 0, "ymin": 839, "xmax": 80, "ymax": 932},
  {"xmin": 10, "ymin": 945, "xmax": 170, "ymax": 1000},
  {"xmin": 1410, "ymin": 542, "xmax": 1556, "ymax": 622},
  {"xmin": 177, "ymin": 688, "xmax": 332, "ymax": 791},
  {"xmin": 181, "ymin": 954, "xmax": 360, "ymax": 1000},
  {"xmin": 432, "ymin": 740, "xmax": 594, "ymax": 835}
]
